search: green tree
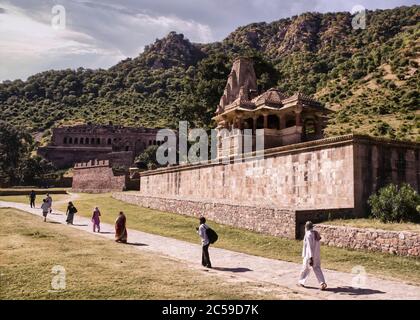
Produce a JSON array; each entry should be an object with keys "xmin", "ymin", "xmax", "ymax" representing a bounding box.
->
[
  {"xmin": 135, "ymin": 146, "xmax": 160, "ymax": 170},
  {"xmin": 0, "ymin": 121, "xmax": 32, "ymax": 185},
  {"xmin": 0, "ymin": 121, "xmax": 54, "ymax": 185}
]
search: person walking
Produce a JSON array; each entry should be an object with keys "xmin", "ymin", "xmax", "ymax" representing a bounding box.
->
[
  {"xmin": 45, "ymin": 193, "xmax": 53, "ymax": 214},
  {"xmin": 197, "ymin": 217, "xmax": 212, "ymax": 268},
  {"xmin": 66, "ymin": 202, "xmax": 77, "ymax": 225},
  {"xmin": 29, "ymin": 190, "xmax": 36, "ymax": 208},
  {"xmin": 92, "ymin": 207, "xmax": 101, "ymax": 233},
  {"xmin": 298, "ymin": 221, "xmax": 327, "ymax": 290},
  {"xmin": 41, "ymin": 199, "xmax": 49, "ymax": 222},
  {"xmin": 115, "ymin": 211, "xmax": 127, "ymax": 243}
]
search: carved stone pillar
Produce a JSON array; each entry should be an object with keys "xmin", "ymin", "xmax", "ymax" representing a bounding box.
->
[
  {"xmin": 295, "ymin": 105, "xmax": 303, "ymax": 127},
  {"xmin": 280, "ymin": 115, "xmax": 286, "ymax": 130},
  {"xmin": 277, "ymin": 115, "xmax": 284, "ymax": 130},
  {"xmin": 263, "ymin": 113, "xmax": 268, "ymax": 129},
  {"xmin": 237, "ymin": 115, "xmax": 243, "ymax": 130},
  {"xmin": 295, "ymin": 111, "xmax": 302, "ymax": 127},
  {"xmin": 315, "ymin": 116, "xmax": 323, "ymax": 136},
  {"xmin": 252, "ymin": 116, "xmax": 258, "ymax": 134}
]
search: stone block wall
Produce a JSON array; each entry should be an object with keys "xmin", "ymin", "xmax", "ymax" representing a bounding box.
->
[
  {"xmin": 72, "ymin": 160, "xmax": 127, "ymax": 193},
  {"xmin": 140, "ymin": 135, "xmax": 419, "ymax": 216},
  {"xmin": 316, "ymin": 224, "xmax": 420, "ymax": 257},
  {"xmin": 140, "ymin": 135, "xmax": 356, "ymax": 211},
  {"xmin": 353, "ymin": 137, "xmax": 420, "ymax": 214},
  {"xmin": 112, "ymin": 193, "xmax": 297, "ymax": 238},
  {"xmin": 112, "ymin": 192, "xmax": 420, "ymax": 256}
]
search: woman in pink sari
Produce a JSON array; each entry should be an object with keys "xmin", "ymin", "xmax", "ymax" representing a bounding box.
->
[
  {"xmin": 115, "ymin": 211, "xmax": 127, "ymax": 243},
  {"xmin": 92, "ymin": 207, "xmax": 101, "ymax": 232}
]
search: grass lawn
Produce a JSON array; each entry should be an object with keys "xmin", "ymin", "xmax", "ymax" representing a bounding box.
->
[
  {"xmin": 47, "ymin": 193, "xmax": 420, "ymax": 286},
  {"xmin": 322, "ymin": 218, "xmax": 420, "ymax": 233},
  {"xmin": 0, "ymin": 194, "xmax": 70, "ymax": 205},
  {"xmin": 0, "ymin": 208, "xmax": 298, "ymax": 299}
]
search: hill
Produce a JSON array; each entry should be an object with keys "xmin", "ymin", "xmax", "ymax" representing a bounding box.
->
[{"xmin": 0, "ymin": 6, "xmax": 418, "ymax": 141}]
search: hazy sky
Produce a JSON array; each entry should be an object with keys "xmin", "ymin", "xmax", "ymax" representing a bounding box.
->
[{"xmin": 0, "ymin": 0, "xmax": 418, "ymax": 81}]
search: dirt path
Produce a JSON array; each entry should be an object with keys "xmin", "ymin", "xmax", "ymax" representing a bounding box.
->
[
  {"xmin": 1, "ymin": 200, "xmax": 419, "ymax": 300},
  {"xmin": 54, "ymin": 192, "xmax": 80, "ymax": 205}
]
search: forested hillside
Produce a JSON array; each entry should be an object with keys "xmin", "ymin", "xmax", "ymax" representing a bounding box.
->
[{"xmin": 0, "ymin": 5, "xmax": 418, "ymax": 142}]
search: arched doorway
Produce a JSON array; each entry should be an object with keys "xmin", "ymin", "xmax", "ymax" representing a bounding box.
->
[{"xmin": 267, "ymin": 115, "xmax": 280, "ymax": 129}]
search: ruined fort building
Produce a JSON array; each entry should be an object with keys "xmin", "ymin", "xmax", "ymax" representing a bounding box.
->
[{"xmin": 38, "ymin": 124, "xmax": 160, "ymax": 169}]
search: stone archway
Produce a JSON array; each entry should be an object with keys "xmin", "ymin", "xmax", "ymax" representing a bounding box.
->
[{"xmin": 267, "ymin": 115, "xmax": 280, "ymax": 129}]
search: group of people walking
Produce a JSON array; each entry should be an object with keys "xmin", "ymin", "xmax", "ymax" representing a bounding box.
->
[
  {"xmin": 29, "ymin": 190, "xmax": 327, "ymax": 290},
  {"xmin": 64, "ymin": 202, "xmax": 127, "ymax": 243},
  {"xmin": 29, "ymin": 191, "xmax": 127, "ymax": 243}
]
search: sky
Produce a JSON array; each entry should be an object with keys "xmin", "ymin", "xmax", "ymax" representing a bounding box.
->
[{"xmin": 0, "ymin": 0, "xmax": 418, "ymax": 81}]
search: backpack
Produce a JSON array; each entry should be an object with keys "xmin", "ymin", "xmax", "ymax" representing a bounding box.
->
[{"xmin": 206, "ymin": 227, "xmax": 218, "ymax": 244}]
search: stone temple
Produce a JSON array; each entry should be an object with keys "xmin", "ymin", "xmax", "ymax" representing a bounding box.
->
[{"xmin": 213, "ymin": 58, "xmax": 329, "ymax": 157}]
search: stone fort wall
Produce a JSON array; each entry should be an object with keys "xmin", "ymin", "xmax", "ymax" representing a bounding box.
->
[
  {"xmin": 316, "ymin": 224, "xmax": 419, "ymax": 257},
  {"xmin": 132, "ymin": 134, "xmax": 419, "ymax": 241},
  {"xmin": 113, "ymin": 192, "xmax": 298, "ymax": 238},
  {"xmin": 112, "ymin": 190, "xmax": 419, "ymax": 256},
  {"xmin": 72, "ymin": 160, "xmax": 128, "ymax": 193},
  {"xmin": 140, "ymin": 135, "xmax": 357, "ymax": 211}
]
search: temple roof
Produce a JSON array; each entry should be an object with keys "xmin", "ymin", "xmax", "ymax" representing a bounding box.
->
[
  {"xmin": 252, "ymin": 88, "xmax": 287, "ymax": 106},
  {"xmin": 214, "ymin": 58, "xmax": 328, "ymax": 120},
  {"xmin": 282, "ymin": 92, "xmax": 322, "ymax": 108}
]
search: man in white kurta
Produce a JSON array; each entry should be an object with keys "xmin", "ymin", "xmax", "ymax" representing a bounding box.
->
[{"xmin": 298, "ymin": 221, "xmax": 327, "ymax": 290}]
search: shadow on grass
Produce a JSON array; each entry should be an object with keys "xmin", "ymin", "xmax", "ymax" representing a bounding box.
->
[
  {"xmin": 72, "ymin": 224, "xmax": 88, "ymax": 227},
  {"xmin": 99, "ymin": 231, "xmax": 114, "ymax": 234},
  {"xmin": 212, "ymin": 267, "xmax": 252, "ymax": 273},
  {"xmin": 47, "ymin": 221, "xmax": 61, "ymax": 224}
]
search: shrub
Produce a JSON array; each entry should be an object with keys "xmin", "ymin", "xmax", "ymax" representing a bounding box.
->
[{"xmin": 368, "ymin": 183, "xmax": 420, "ymax": 223}]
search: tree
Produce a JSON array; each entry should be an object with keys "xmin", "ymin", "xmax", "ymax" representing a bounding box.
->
[
  {"xmin": 135, "ymin": 146, "xmax": 160, "ymax": 170},
  {"xmin": 18, "ymin": 156, "xmax": 55, "ymax": 185},
  {"xmin": 0, "ymin": 121, "xmax": 55, "ymax": 186},
  {"xmin": 0, "ymin": 121, "xmax": 32, "ymax": 185}
]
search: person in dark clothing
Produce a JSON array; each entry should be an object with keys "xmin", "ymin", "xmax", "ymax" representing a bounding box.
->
[
  {"xmin": 197, "ymin": 216, "xmax": 211, "ymax": 268},
  {"xmin": 115, "ymin": 211, "xmax": 128, "ymax": 243},
  {"xmin": 66, "ymin": 202, "xmax": 77, "ymax": 225},
  {"xmin": 29, "ymin": 190, "xmax": 36, "ymax": 208}
]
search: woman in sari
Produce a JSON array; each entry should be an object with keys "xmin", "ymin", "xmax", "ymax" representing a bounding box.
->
[
  {"xmin": 115, "ymin": 211, "xmax": 127, "ymax": 243},
  {"xmin": 66, "ymin": 202, "xmax": 77, "ymax": 225},
  {"xmin": 92, "ymin": 207, "xmax": 101, "ymax": 232}
]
